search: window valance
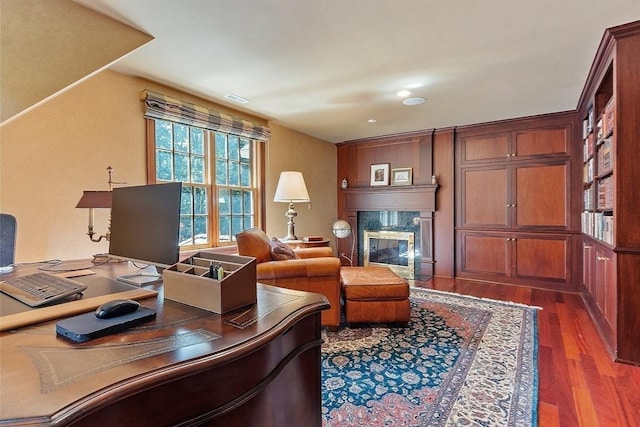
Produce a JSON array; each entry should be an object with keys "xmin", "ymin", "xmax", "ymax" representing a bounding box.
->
[{"xmin": 141, "ymin": 90, "xmax": 271, "ymax": 142}]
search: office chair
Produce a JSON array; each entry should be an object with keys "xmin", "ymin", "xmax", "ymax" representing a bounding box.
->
[{"xmin": 0, "ymin": 213, "xmax": 17, "ymax": 273}]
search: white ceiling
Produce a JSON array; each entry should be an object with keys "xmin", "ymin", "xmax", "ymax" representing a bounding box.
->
[{"xmin": 75, "ymin": 0, "xmax": 639, "ymax": 143}]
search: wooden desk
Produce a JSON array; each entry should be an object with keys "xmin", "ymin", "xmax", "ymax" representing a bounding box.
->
[{"xmin": 0, "ymin": 261, "xmax": 329, "ymax": 426}]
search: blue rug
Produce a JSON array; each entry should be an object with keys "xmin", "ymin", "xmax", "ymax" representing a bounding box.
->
[{"xmin": 322, "ymin": 288, "xmax": 538, "ymax": 426}]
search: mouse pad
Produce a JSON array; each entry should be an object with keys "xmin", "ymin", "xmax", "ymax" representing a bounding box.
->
[{"xmin": 56, "ymin": 307, "xmax": 156, "ymax": 343}]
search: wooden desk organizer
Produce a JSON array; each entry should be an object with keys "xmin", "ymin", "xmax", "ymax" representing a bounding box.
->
[{"xmin": 163, "ymin": 252, "xmax": 257, "ymax": 314}]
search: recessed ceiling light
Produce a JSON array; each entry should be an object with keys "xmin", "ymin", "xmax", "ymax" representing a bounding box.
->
[
  {"xmin": 224, "ymin": 93, "xmax": 250, "ymax": 104},
  {"xmin": 403, "ymin": 97, "xmax": 426, "ymax": 106},
  {"xmin": 368, "ymin": 119, "xmax": 377, "ymax": 123},
  {"xmin": 396, "ymin": 90, "xmax": 411, "ymax": 97}
]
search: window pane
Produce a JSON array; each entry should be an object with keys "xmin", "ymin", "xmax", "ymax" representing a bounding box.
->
[
  {"xmin": 218, "ymin": 189, "xmax": 230, "ymax": 215},
  {"xmin": 243, "ymin": 216, "xmax": 253, "ymax": 231},
  {"xmin": 174, "ymin": 124, "xmax": 189, "ymax": 152},
  {"xmin": 228, "ymin": 162, "xmax": 239, "ymax": 186},
  {"xmin": 231, "ymin": 216, "xmax": 243, "ymax": 237},
  {"xmin": 155, "ymin": 121, "xmax": 172, "ymax": 150},
  {"xmin": 194, "ymin": 187, "xmax": 207, "ymax": 215},
  {"xmin": 190, "ymin": 128, "xmax": 204, "ymax": 155},
  {"xmin": 181, "ymin": 186, "xmax": 192, "ymax": 215},
  {"xmin": 240, "ymin": 163, "xmax": 251, "ymax": 187},
  {"xmin": 216, "ymin": 159, "xmax": 227, "ymax": 185},
  {"xmin": 240, "ymin": 139, "xmax": 250, "ymax": 161},
  {"xmin": 174, "ymin": 153, "xmax": 189, "ymax": 182},
  {"xmin": 191, "ymin": 156, "xmax": 205, "ymax": 184},
  {"xmin": 228, "ymin": 135, "xmax": 239, "ymax": 160},
  {"xmin": 156, "ymin": 151, "xmax": 173, "ymax": 181},
  {"xmin": 215, "ymin": 133, "xmax": 227, "ymax": 158},
  {"xmin": 194, "ymin": 215, "xmax": 207, "ymax": 243},
  {"xmin": 179, "ymin": 216, "xmax": 192, "ymax": 245},
  {"xmin": 219, "ymin": 216, "xmax": 230, "ymax": 241},
  {"xmin": 243, "ymin": 190, "xmax": 253, "ymax": 214},
  {"xmin": 231, "ymin": 190, "xmax": 242, "ymax": 214}
]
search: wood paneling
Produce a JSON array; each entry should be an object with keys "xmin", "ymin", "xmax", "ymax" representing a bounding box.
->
[
  {"xmin": 515, "ymin": 127, "xmax": 569, "ymax": 156},
  {"xmin": 462, "ymin": 168, "xmax": 508, "ymax": 226}
]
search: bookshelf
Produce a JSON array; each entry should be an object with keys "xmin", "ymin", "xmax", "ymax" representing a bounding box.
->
[{"xmin": 579, "ymin": 20, "xmax": 640, "ymax": 365}]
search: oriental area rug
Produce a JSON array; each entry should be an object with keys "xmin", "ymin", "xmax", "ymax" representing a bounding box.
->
[{"xmin": 321, "ymin": 288, "xmax": 539, "ymax": 426}]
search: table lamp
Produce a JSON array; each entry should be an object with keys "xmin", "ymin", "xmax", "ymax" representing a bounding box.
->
[{"xmin": 273, "ymin": 171, "xmax": 310, "ymax": 240}]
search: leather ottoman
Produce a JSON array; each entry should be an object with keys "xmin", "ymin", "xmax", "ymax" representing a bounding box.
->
[{"xmin": 340, "ymin": 266, "xmax": 410, "ymax": 325}]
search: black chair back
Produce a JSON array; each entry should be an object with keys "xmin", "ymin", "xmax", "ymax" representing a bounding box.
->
[{"xmin": 0, "ymin": 213, "xmax": 17, "ymax": 272}]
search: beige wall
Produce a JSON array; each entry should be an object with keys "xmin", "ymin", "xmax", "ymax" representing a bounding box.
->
[
  {"xmin": 264, "ymin": 124, "xmax": 337, "ymax": 242},
  {"xmin": 0, "ymin": 70, "xmax": 337, "ymax": 263}
]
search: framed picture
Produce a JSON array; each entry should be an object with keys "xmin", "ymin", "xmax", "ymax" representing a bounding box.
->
[
  {"xmin": 391, "ymin": 167, "xmax": 413, "ymax": 186},
  {"xmin": 370, "ymin": 163, "xmax": 390, "ymax": 186}
]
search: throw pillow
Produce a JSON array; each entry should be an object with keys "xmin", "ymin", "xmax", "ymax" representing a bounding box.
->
[{"xmin": 270, "ymin": 237, "xmax": 299, "ymax": 261}]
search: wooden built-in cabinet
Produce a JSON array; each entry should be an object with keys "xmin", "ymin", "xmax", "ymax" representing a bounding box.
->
[
  {"xmin": 456, "ymin": 113, "xmax": 581, "ymax": 290},
  {"xmin": 579, "ymin": 20, "xmax": 640, "ymax": 365}
]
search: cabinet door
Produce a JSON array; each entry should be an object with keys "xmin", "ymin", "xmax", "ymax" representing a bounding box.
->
[
  {"xmin": 583, "ymin": 242, "xmax": 595, "ymax": 294},
  {"xmin": 513, "ymin": 234, "xmax": 569, "ymax": 283},
  {"xmin": 458, "ymin": 231, "xmax": 510, "ymax": 277},
  {"xmin": 460, "ymin": 167, "xmax": 508, "ymax": 228},
  {"xmin": 596, "ymin": 246, "xmax": 617, "ymax": 334},
  {"xmin": 513, "ymin": 163, "xmax": 568, "ymax": 229},
  {"xmin": 514, "ymin": 127, "xmax": 570, "ymax": 158},
  {"xmin": 460, "ymin": 133, "xmax": 509, "ymax": 164}
]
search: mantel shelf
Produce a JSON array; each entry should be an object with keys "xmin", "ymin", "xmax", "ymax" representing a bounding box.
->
[{"xmin": 342, "ymin": 184, "xmax": 438, "ymax": 213}]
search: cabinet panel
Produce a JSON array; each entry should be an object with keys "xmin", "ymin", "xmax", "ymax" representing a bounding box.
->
[
  {"xmin": 595, "ymin": 246, "xmax": 616, "ymax": 335},
  {"xmin": 460, "ymin": 232, "xmax": 509, "ymax": 276},
  {"xmin": 515, "ymin": 163, "xmax": 567, "ymax": 227},
  {"xmin": 514, "ymin": 236, "xmax": 567, "ymax": 281},
  {"xmin": 462, "ymin": 168, "xmax": 508, "ymax": 227},
  {"xmin": 462, "ymin": 134, "xmax": 509, "ymax": 162},
  {"xmin": 515, "ymin": 127, "xmax": 569, "ymax": 157}
]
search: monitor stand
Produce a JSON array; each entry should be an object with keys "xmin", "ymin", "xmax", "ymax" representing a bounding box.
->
[{"xmin": 116, "ymin": 269, "xmax": 163, "ymax": 287}]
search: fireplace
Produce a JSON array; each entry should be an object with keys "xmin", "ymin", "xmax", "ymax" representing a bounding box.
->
[
  {"xmin": 339, "ymin": 185, "xmax": 437, "ymax": 279},
  {"xmin": 364, "ymin": 230, "xmax": 415, "ymax": 279}
]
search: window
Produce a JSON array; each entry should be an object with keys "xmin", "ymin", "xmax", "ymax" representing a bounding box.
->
[{"xmin": 149, "ymin": 119, "xmax": 259, "ymax": 248}]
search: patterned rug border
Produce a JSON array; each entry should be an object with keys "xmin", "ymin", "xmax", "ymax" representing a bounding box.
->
[{"xmin": 409, "ymin": 286, "xmax": 544, "ymax": 311}]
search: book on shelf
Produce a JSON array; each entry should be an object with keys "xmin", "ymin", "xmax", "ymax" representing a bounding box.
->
[
  {"xmin": 597, "ymin": 138, "xmax": 612, "ymax": 174},
  {"xmin": 603, "ymin": 97, "xmax": 614, "ymax": 137}
]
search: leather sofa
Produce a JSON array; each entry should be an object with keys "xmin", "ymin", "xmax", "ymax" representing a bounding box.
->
[{"xmin": 235, "ymin": 228, "xmax": 341, "ymax": 329}]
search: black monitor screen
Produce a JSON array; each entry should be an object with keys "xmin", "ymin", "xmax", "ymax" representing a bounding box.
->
[{"xmin": 108, "ymin": 182, "xmax": 182, "ymax": 268}]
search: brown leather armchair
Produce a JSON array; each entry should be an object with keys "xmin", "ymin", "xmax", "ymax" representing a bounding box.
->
[{"xmin": 235, "ymin": 228, "xmax": 341, "ymax": 329}]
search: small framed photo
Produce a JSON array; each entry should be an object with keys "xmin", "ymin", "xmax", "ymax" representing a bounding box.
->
[
  {"xmin": 391, "ymin": 168, "xmax": 413, "ymax": 186},
  {"xmin": 370, "ymin": 163, "xmax": 390, "ymax": 186}
]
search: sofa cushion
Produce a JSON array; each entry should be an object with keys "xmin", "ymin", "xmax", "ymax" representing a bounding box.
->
[
  {"xmin": 235, "ymin": 228, "xmax": 273, "ymax": 263},
  {"xmin": 270, "ymin": 237, "xmax": 300, "ymax": 261}
]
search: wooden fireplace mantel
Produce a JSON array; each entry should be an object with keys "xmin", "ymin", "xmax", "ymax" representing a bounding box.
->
[{"xmin": 342, "ymin": 184, "xmax": 438, "ymax": 213}]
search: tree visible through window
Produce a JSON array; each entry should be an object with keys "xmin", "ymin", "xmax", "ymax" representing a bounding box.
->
[{"xmin": 151, "ymin": 119, "xmax": 256, "ymax": 247}]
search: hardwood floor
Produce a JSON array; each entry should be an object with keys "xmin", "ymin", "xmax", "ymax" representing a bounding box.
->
[{"xmin": 410, "ymin": 276, "xmax": 640, "ymax": 427}]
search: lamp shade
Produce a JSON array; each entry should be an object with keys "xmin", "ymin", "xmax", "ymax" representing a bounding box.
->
[
  {"xmin": 75, "ymin": 191, "xmax": 112, "ymax": 208},
  {"xmin": 332, "ymin": 220, "xmax": 352, "ymax": 239},
  {"xmin": 273, "ymin": 171, "xmax": 310, "ymax": 202}
]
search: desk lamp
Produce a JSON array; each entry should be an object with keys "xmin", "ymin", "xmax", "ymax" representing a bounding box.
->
[
  {"xmin": 75, "ymin": 166, "xmax": 125, "ymax": 242},
  {"xmin": 273, "ymin": 171, "xmax": 310, "ymax": 241}
]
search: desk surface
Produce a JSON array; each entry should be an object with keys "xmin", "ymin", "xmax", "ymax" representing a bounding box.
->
[{"xmin": 0, "ymin": 260, "xmax": 329, "ymax": 425}]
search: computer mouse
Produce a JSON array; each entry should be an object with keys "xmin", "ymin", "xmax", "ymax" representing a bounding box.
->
[{"xmin": 95, "ymin": 299, "xmax": 140, "ymax": 319}]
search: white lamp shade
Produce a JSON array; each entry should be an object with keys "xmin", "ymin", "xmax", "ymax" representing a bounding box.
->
[{"xmin": 273, "ymin": 171, "xmax": 310, "ymax": 202}]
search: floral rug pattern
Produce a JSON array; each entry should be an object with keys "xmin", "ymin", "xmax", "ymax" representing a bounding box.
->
[{"xmin": 321, "ymin": 288, "xmax": 538, "ymax": 426}]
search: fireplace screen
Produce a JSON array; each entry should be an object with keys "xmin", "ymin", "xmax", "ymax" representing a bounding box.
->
[{"xmin": 363, "ymin": 230, "xmax": 415, "ymax": 279}]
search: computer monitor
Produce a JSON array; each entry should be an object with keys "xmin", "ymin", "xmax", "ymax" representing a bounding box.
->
[{"xmin": 108, "ymin": 182, "xmax": 182, "ymax": 286}]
